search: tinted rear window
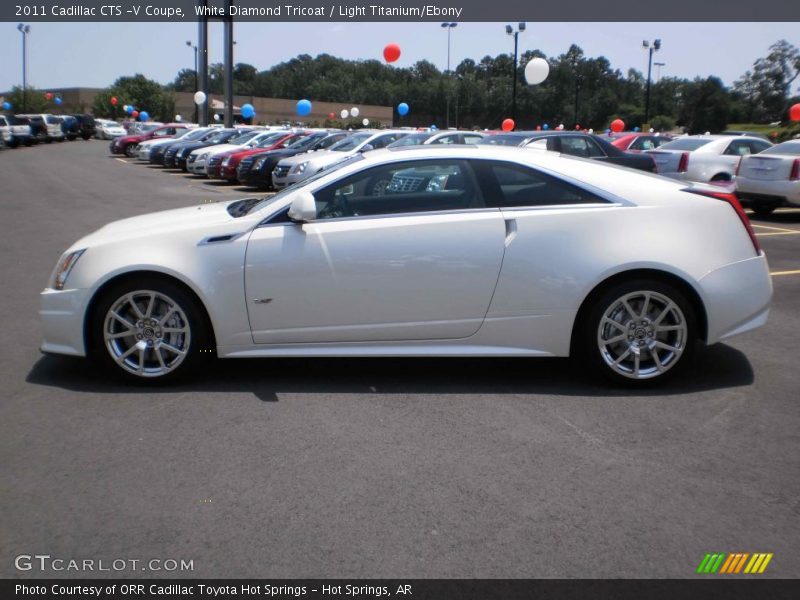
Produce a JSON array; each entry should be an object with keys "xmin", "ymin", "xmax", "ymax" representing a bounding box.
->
[
  {"xmin": 479, "ymin": 134, "xmax": 529, "ymax": 147},
  {"xmin": 762, "ymin": 142, "xmax": 800, "ymax": 155},
  {"xmin": 658, "ymin": 138, "xmax": 713, "ymax": 151}
]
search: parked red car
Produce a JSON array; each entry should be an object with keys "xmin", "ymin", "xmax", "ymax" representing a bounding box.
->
[
  {"xmin": 109, "ymin": 123, "xmax": 191, "ymax": 157},
  {"xmin": 610, "ymin": 132, "xmax": 673, "ymax": 152},
  {"xmin": 214, "ymin": 132, "xmax": 305, "ymax": 180}
]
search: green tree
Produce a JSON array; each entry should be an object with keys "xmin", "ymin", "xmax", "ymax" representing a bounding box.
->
[
  {"xmin": 5, "ymin": 85, "xmax": 48, "ymax": 113},
  {"xmin": 92, "ymin": 74, "xmax": 175, "ymax": 121}
]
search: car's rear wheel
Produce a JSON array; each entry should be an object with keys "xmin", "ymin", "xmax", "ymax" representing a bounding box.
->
[
  {"xmin": 90, "ymin": 278, "xmax": 211, "ymax": 382},
  {"xmin": 583, "ymin": 280, "xmax": 696, "ymax": 384}
]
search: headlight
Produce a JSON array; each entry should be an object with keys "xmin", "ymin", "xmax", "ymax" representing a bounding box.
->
[
  {"xmin": 198, "ymin": 153, "xmax": 208, "ymax": 161},
  {"xmin": 291, "ymin": 161, "xmax": 309, "ymax": 174},
  {"xmin": 52, "ymin": 250, "xmax": 85, "ymax": 290}
]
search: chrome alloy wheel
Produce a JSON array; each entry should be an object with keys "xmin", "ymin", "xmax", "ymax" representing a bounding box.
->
[
  {"xmin": 597, "ymin": 290, "xmax": 687, "ymax": 380},
  {"xmin": 103, "ymin": 290, "xmax": 191, "ymax": 378}
]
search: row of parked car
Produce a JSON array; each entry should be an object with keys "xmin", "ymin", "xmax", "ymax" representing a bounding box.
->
[
  {"xmin": 0, "ymin": 113, "xmax": 98, "ymax": 147},
  {"xmin": 116, "ymin": 121, "xmax": 798, "ymax": 215}
]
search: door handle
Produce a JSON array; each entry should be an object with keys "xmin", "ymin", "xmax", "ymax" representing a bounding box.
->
[{"xmin": 504, "ymin": 218, "xmax": 517, "ymax": 248}]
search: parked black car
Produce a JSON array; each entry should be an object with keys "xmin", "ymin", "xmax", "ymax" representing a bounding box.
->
[
  {"xmin": 165, "ymin": 128, "xmax": 245, "ymax": 170},
  {"xmin": 480, "ymin": 131, "xmax": 658, "ymax": 172},
  {"xmin": 151, "ymin": 128, "xmax": 218, "ymax": 165},
  {"xmin": 69, "ymin": 114, "xmax": 96, "ymax": 140},
  {"xmin": 237, "ymin": 131, "xmax": 349, "ymax": 189}
]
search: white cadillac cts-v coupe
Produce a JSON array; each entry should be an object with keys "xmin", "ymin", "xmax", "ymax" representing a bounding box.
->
[{"xmin": 40, "ymin": 145, "xmax": 772, "ymax": 384}]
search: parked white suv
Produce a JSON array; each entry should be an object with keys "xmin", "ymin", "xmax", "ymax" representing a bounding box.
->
[
  {"xmin": 0, "ymin": 115, "xmax": 33, "ymax": 147},
  {"xmin": 18, "ymin": 114, "xmax": 65, "ymax": 143}
]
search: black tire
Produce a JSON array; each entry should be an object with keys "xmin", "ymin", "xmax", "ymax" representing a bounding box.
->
[
  {"xmin": 750, "ymin": 204, "xmax": 776, "ymax": 217},
  {"xmin": 578, "ymin": 278, "xmax": 696, "ymax": 386},
  {"xmin": 7, "ymin": 138, "xmax": 19, "ymax": 149},
  {"xmin": 124, "ymin": 144, "xmax": 136, "ymax": 157},
  {"xmin": 89, "ymin": 277, "xmax": 213, "ymax": 383}
]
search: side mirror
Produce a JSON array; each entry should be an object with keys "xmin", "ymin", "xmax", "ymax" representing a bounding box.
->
[
  {"xmin": 287, "ymin": 191, "xmax": 317, "ymax": 223},
  {"xmin": 360, "ymin": 144, "xmax": 374, "ymax": 153}
]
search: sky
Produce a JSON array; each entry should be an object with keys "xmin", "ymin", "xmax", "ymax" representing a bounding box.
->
[{"xmin": 1, "ymin": 21, "xmax": 798, "ymax": 94}]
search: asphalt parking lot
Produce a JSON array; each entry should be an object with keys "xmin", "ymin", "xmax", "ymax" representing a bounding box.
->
[{"xmin": 1, "ymin": 140, "xmax": 799, "ymax": 579}]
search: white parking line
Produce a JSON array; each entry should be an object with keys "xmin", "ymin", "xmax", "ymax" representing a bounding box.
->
[
  {"xmin": 756, "ymin": 231, "xmax": 800, "ymax": 237},
  {"xmin": 770, "ymin": 269, "xmax": 800, "ymax": 277},
  {"xmin": 751, "ymin": 223, "xmax": 798, "ymax": 233}
]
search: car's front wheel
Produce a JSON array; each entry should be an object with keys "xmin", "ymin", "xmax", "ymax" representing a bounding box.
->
[
  {"xmin": 582, "ymin": 280, "xmax": 696, "ymax": 384},
  {"xmin": 90, "ymin": 278, "xmax": 211, "ymax": 382}
]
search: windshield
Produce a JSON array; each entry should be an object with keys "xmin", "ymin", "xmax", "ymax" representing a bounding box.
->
[
  {"xmin": 235, "ymin": 154, "xmax": 366, "ymax": 217},
  {"xmin": 141, "ymin": 124, "xmax": 160, "ymax": 133},
  {"xmin": 659, "ymin": 138, "xmax": 713, "ymax": 151},
  {"xmin": 229, "ymin": 130, "xmax": 259, "ymax": 144},
  {"xmin": 329, "ymin": 133, "xmax": 371, "ymax": 152},
  {"xmin": 208, "ymin": 130, "xmax": 239, "ymax": 143},
  {"xmin": 288, "ymin": 134, "xmax": 325, "ymax": 149},
  {"xmin": 762, "ymin": 142, "xmax": 800, "ymax": 155},
  {"xmin": 389, "ymin": 133, "xmax": 433, "ymax": 147},
  {"xmin": 255, "ymin": 133, "xmax": 289, "ymax": 147}
]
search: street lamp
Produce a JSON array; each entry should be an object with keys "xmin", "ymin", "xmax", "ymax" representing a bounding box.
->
[
  {"xmin": 642, "ymin": 38, "xmax": 661, "ymax": 124},
  {"xmin": 441, "ymin": 22, "xmax": 457, "ymax": 128},
  {"xmin": 506, "ymin": 22, "xmax": 525, "ymax": 123},
  {"xmin": 18, "ymin": 24, "xmax": 31, "ymax": 112},
  {"xmin": 186, "ymin": 40, "xmax": 198, "ymax": 123}
]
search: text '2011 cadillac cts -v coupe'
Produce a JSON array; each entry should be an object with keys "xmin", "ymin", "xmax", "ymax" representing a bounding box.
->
[{"xmin": 40, "ymin": 145, "xmax": 772, "ymax": 384}]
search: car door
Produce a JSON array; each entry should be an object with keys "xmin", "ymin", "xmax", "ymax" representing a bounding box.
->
[{"xmin": 244, "ymin": 158, "xmax": 507, "ymax": 344}]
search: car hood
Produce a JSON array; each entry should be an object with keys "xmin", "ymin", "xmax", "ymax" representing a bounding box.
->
[
  {"xmin": 70, "ymin": 202, "xmax": 240, "ymax": 250},
  {"xmin": 203, "ymin": 143, "xmax": 248, "ymax": 156},
  {"xmin": 278, "ymin": 149, "xmax": 349, "ymax": 167}
]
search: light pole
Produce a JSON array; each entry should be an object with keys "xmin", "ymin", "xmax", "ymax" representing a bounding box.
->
[
  {"xmin": 506, "ymin": 22, "xmax": 525, "ymax": 123},
  {"xmin": 441, "ymin": 22, "xmax": 457, "ymax": 128},
  {"xmin": 654, "ymin": 61, "xmax": 666, "ymax": 82},
  {"xmin": 642, "ymin": 38, "xmax": 661, "ymax": 124},
  {"xmin": 17, "ymin": 24, "xmax": 31, "ymax": 112},
  {"xmin": 186, "ymin": 40, "xmax": 198, "ymax": 123}
]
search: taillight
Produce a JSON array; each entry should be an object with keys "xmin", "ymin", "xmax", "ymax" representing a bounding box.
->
[
  {"xmin": 791, "ymin": 158, "xmax": 800, "ymax": 181},
  {"xmin": 686, "ymin": 188, "xmax": 761, "ymax": 255},
  {"xmin": 677, "ymin": 152, "xmax": 689, "ymax": 173}
]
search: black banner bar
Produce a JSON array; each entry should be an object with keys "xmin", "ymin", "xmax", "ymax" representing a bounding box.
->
[
  {"xmin": 3, "ymin": 580, "xmax": 800, "ymax": 600},
  {"xmin": 3, "ymin": 0, "xmax": 800, "ymax": 22}
]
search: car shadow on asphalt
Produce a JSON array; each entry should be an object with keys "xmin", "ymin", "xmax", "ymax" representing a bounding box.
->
[
  {"xmin": 749, "ymin": 212, "xmax": 800, "ymax": 225},
  {"xmin": 26, "ymin": 343, "xmax": 753, "ymax": 401}
]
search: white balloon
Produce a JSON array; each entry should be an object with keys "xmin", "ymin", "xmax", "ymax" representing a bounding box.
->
[
  {"xmin": 340, "ymin": 109, "xmax": 349, "ymax": 119},
  {"xmin": 362, "ymin": 118, "xmax": 369, "ymax": 126},
  {"xmin": 588, "ymin": 128, "xmax": 594, "ymax": 133},
  {"xmin": 350, "ymin": 107, "xmax": 360, "ymax": 117},
  {"xmin": 524, "ymin": 58, "xmax": 549, "ymax": 85},
  {"xmin": 193, "ymin": 91, "xmax": 206, "ymax": 105},
  {"xmin": 649, "ymin": 128, "xmax": 655, "ymax": 133},
  {"xmin": 213, "ymin": 113, "xmax": 221, "ymax": 121},
  {"xmin": 175, "ymin": 114, "xmax": 182, "ymax": 122},
  {"xmin": 558, "ymin": 123, "xmax": 564, "ymax": 130}
]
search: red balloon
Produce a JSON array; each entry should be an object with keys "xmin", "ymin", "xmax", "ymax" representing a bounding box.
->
[
  {"xmin": 328, "ymin": 112, "xmax": 335, "ymax": 119},
  {"xmin": 383, "ymin": 43, "xmax": 401, "ymax": 63},
  {"xmin": 111, "ymin": 96, "xmax": 118, "ymax": 106},
  {"xmin": 131, "ymin": 110, "xmax": 139, "ymax": 118},
  {"xmin": 45, "ymin": 92, "xmax": 53, "ymax": 100},
  {"xmin": 536, "ymin": 125, "xmax": 542, "ymax": 131},
  {"xmin": 501, "ymin": 118, "xmax": 515, "ymax": 132},
  {"xmin": 575, "ymin": 124, "xmax": 581, "ymax": 130},
  {"xmin": 790, "ymin": 103, "xmax": 800, "ymax": 122},
  {"xmin": 610, "ymin": 118, "xmax": 625, "ymax": 133}
]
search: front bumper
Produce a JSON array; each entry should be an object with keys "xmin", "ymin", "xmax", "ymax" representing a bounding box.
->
[{"xmin": 40, "ymin": 287, "xmax": 92, "ymax": 357}]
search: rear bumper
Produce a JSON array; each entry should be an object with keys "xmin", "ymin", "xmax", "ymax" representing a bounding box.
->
[
  {"xmin": 39, "ymin": 287, "xmax": 91, "ymax": 357},
  {"xmin": 737, "ymin": 181, "xmax": 800, "ymax": 207},
  {"xmin": 700, "ymin": 253, "xmax": 772, "ymax": 344}
]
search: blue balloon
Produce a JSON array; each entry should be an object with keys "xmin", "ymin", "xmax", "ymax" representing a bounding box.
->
[
  {"xmin": 54, "ymin": 97, "xmax": 63, "ymax": 105},
  {"xmin": 296, "ymin": 99, "xmax": 312, "ymax": 117},
  {"xmin": 126, "ymin": 105, "xmax": 134, "ymax": 115},
  {"xmin": 633, "ymin": 126, "xmax": 641, "ymax": 132},
  {"xmin": 139, "ymin": 111, "xmax": 150, "ymax": 121},
  {"xmin": 430, "ymin": 124, "xmax": 437, "ymax": 131},
  {"xmin": 2, "ymin": 101, "xmax": 11, "ymax": 110},
  {"xmin": 397, "ymin": 102, "xmax": 409, "ymax": 116},
  {"xmin": 542, "ymin": 123, "xmax": 549, "ymax": 130},
  {"xmin": 605, "ymin": 128, "xmax": 611, "ymax": 134},
  {"xmin": 241, "ymin": 103, "xmax": 255, "ymax": 119}
]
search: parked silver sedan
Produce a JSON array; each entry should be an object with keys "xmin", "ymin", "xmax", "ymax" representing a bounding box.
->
[
  {"xmin": 647, "ymin": 135, "xmax": 772, "ymax": 183},
  {"xmin": 735, "ymin": 140, "xmax": 800, "ymax": 216}
]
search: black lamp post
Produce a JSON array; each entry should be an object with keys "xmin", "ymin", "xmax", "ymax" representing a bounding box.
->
[
  {"xmin": 643, "ymin": 38, "xmax": 661, "ymax": 124},
  {"xmin": 441, "ymin": 22, "xmax": 457, "ymax": 128},
  {"xmin": 186, "ymin": 40, "xmax": 198, "ymax": 123},
  {"xmin": 18, "ymin": 24, "xmax": 31, "ymax": 112},
  {"xmin": 506, "ymin": 22, "xmax": 525, "ymax": 123}
]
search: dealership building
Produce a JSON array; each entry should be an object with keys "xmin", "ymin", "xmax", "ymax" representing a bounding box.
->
[{"xmin": 8, "ymin": 87, "xmax": 394, "ymax": 126}]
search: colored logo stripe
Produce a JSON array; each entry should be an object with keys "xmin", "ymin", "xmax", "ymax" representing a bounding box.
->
[{"xmin": 698, "ymin": 552, "xmax": 773, "ymax": 574}]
